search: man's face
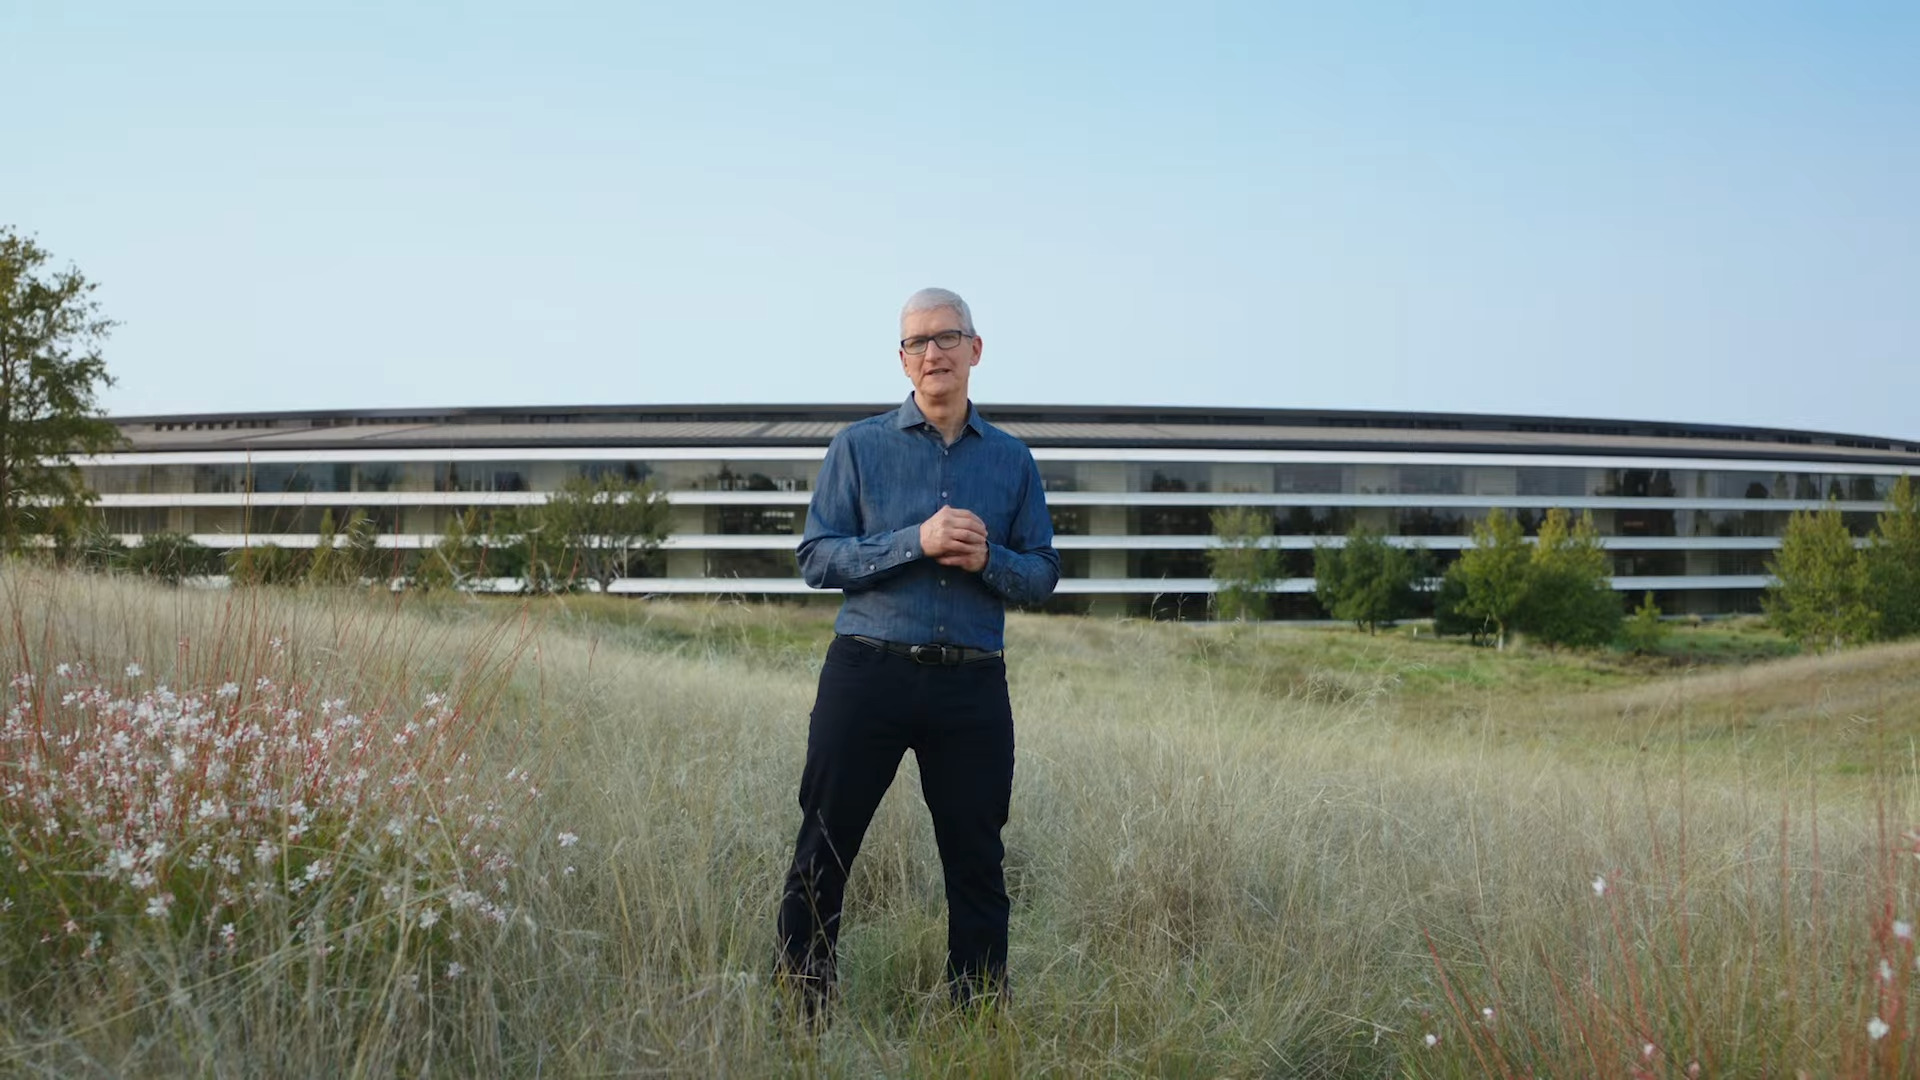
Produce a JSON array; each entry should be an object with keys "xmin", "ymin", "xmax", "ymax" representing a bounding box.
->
[{"xmin": 899, "ymin": 306, "xmax": 982, "ymax": 402}]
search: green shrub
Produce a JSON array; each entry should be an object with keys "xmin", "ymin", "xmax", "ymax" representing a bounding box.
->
[
  {"xmin": 1621, "ymin": 591, "xmax": 1666, "ymax": 655},
  {"xmin": 125, "ymin": 530, "xmax": 216, "ymax": 584}
]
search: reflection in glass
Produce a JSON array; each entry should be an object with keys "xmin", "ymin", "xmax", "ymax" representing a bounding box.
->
[
  {"xmin": 715, "ymin": 508, "xmax": 798, "ymax": 535},
  {"xmin": 1129, "ymin": 507, "xmax": 1214, "ymax": 535},
  {"xmin": 1128, "ymin": 551, "xmax": 1212, "ymax": 578},
  {"xmin": 1048, "ymin": 507, "xmax": 1087, "ymax": 536},
  {"xmin": 706, "ymin": 551, "xmax": 799, "ymax": 578}
]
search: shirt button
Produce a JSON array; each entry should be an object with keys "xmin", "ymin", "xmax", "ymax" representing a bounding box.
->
[
  {"xmin": 866, "ymin": 563, "xmax": 875, "ymax": 571},
  {"xmin": 939, "ymin": 578, "xmax": 947, "ymax": 587},
  {"xmin": 937, "ymin": 625, "xmax": 945, "ymax": 634}
]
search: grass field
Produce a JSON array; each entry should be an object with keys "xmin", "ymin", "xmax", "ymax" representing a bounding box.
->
[{"xmin": 3, "ymin": 569, "xmax": 1919, "ymax": 1077}]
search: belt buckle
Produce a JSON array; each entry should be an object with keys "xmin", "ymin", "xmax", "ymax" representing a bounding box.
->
[{"xmin": 909, "ymin": 643, "xmax": 957, "ymax": 666}]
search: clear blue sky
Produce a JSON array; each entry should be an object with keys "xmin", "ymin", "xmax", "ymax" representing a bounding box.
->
[{"xmin": 7, "ymin": 2, "xmax": 1917, "ymax": 438}]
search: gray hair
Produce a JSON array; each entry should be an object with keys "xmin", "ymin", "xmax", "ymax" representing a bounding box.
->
[{"xmin": 900, "ymin": 287, "xmax": 975, "ymax": 335}]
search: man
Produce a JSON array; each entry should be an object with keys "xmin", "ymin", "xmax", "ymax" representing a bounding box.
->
[{"xmin": 775, "ymin": 287, "xmax": 1060, "ymax": 1019}]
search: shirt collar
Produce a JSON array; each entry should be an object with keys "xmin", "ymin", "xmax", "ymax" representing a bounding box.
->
[{"xmin": 894, "ymin": 394, "xmax": 984, "ymax": 438}]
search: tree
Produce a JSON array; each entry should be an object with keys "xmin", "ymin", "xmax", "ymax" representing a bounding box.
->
[
  {"xmin": 0, "ymin": 228, "xmax": 123, "ymax": 550},
  {"xmin": 527, "ymin": 473, "xmax": 670, "ymax": 593},
  {"xmin": 1207, "ymin": 506, "xmax": 1278, "ymax": 621},
  {"xmin": 1313, "ymin": 525, "xmax": 1421, "ymax": 634},
  {"xmin": 1451, "ymin": 507, "xmax": 1530, "ymax": 649},
  {"xmin": 1866, "ymin": 474, "xmax": 1920, "ymax": 640},
  {"xmin": 1764, "ymin": 501, "xmax": 1876, "ymax": 651},
  {"xmin": 1518, "ymin": 508, "xmax": 1621, "ymax": 649},
  {"xmin": 1431, "ymin": 567, "xmax": 1491, "ymax": 642},
  {"xmin": 1621, "ymin": 591, "xmax": 1666, "ymax": 656}
]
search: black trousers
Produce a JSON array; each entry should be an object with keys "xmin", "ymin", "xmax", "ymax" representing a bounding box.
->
[{"xmin": 776, "ymin": 634, "xmax": 1015, "ymax": 1000}]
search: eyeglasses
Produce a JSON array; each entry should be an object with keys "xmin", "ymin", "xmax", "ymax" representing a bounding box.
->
[{"xmin": 899, "ymin": 329, "xmax": 974, "ymax": 355}]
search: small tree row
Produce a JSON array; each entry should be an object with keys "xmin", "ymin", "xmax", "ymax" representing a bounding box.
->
[
  {"xmin": 393, "ymin": 472, "xmax": 669, "ymax": 594},
  {"xmin": 1763, "ymin": 474, "xmax": 1920, "ymax": 651},
  {"xmin": 63, "ymin": 474, "xmax": 670, "ymax": 594},
  {"xmin": 1437, "ymin": 507, "xmax": 1621, "ymax": 650}
]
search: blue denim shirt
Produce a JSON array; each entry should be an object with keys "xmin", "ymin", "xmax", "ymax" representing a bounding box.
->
[{"xmin": 797, "ymin": 396, "xmax": 1060, "ymax": 650}]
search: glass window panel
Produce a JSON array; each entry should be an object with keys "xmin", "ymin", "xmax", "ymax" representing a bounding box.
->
[
  {"xmin": 1678, "ymin": 509, "xmax": 1785, "ymax": 536},
  {"xmin": 1612, "ymin": 507, "xmax": 1676, "ymax": 537},
  {"xmin": 706, "ymin": 551, "xmax": 798, "ymax": 578},
  {"xmin": 1130, "ymin": 465, "xmax": 1212, "ymax": 492},
  {"xmin": 1612, "ymin": 552, "xmax": 1686, "ymax": 576},
  {"xmin": 1128, "ymin": 551, "xmax": 1212, "ymax": 579},
  {"xmin": 1274, "ymin": 465, "xmax": 1346, "ymax": 494},
  {"xmin": 1275, "ymin": 506, "xmax": 1355, "ymax": 535},
  {"xmin": 1038, "ymin": 462, "xmax": 1081, "ymax": 492},
  {"xmin": 1396, "ymin": 465, "xmax": 1463, "ymax": 495},
  {"xmin": 1715, "ymin": 551, "xmax": 1771, "ymax": 575},
  {"xmin": 1599, "ymin": 469, "xmax": 1680, "ymax": 497},
  {"xmin": 1128, "ymin": 508, "xmax": 1214, "ymax": 535},
  {"xmin": 1396, "ymin": 508, "xmax": 1474, "ymax": 536},
  {"xmin": 714, "ymin": 508, "xmax": 798, "ymax": 534},
  {"xmin": 1516, "ymin": 467, "xmax": 1593, "ymax": 498},
  {"xmin": 669, "ymin": 461, "xmax": 810, "ymax": 492},
  {"xmin": 1048, "ymin": 507, "xmax": 1087, "ymax": 536}
]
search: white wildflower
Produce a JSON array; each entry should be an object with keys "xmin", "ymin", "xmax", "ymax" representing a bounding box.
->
[
  {"xmin": 1869, "ymin": 1016, "xmax": 1890, "ymax": 1040},
  {"xmin": 144, "ymin": 893, "xmax": 173, "ymax": 919},
  {"xmin": 1896, "ymin": 920, "xmax": 1913, "ymax": 941},
  {"xmin": 125, "ymin": 663, "xmax": 143, "ymax": 678},
  {"xmin": 1423, "ymin": 1033, "xmax": 1438, "ymax": 1048},
  {"xmin": 1591, "ymin": 874, "xmax": 1608, "ymax": 897},
  {"xmin": 1881, "ymin": 958, "xmax": 1895, "ymax": 983},
  {"xmin": 557, "ymin": 832, "xmax": 579, "ymax": 848},
  {"xmin": 445, "ymin": 961, "xmax": 465, "ymax": 979},
  {"xmin": 216, "ymin": 682, "xmax": 239, "ymax": 699}
]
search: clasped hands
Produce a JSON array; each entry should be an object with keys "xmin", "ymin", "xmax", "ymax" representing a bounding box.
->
[{"xmin": 919, "ymin": 506, "xmax": 989, "ymax": 573}]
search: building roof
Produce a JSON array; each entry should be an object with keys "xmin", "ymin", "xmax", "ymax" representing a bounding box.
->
[{"xmin": 105, "ymin": 403, "xmax": 1920, "ymax": 467}]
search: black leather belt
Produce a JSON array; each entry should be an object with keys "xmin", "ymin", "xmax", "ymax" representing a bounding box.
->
[{"xmin": 845, "ymin": 635, "xmax": 1003, "ymax": 665}]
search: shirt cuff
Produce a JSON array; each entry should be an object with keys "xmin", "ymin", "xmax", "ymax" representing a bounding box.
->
[
  {"xmin": 982, "ymin": 543, "xmax": 1009, "ymax": 589},
  {"xmin": 862, "ymin": 526, "xmax": 922, "ymax": 574}
]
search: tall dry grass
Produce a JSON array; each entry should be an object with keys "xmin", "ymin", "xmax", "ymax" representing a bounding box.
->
[{"xmin": 1, "ymin": 567, "xmax": 1916, "ymax": 1077}]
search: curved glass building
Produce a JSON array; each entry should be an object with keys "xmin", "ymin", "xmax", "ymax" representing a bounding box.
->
[{"xmin": 85, "ymin": 403, "xmax": 1920, "ymax": 618}]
